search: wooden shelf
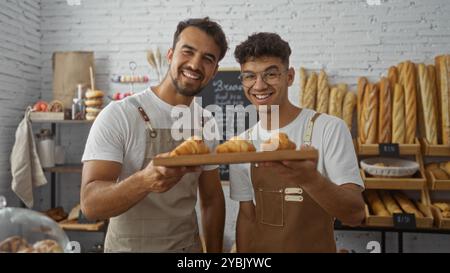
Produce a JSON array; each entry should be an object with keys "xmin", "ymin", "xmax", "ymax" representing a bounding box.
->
[
  {"xmin": 356, "ymin": 138, "xmax": 420, "ymax": 156},
  {"xmin": 419, "ymin": 138, "xmax": 450, "ymax": 157},
  {"xmin": 31, "ymin": 119, "xmax": 93, "ymax": 124},
  {"xmin": 43, "ymin": 164, "xmax": 82, "ymax": 173},
  {"xmin": 59, "ymin": 219, "xmax": 106, "ymax": 232},
  {"xmin": 361, "ymin": 169, "xmax": 426, "ymax": 190}
]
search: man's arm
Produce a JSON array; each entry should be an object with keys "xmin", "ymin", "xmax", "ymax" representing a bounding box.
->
[
  {"xmin": 198, "ymin": 168, "xmax": 225, "ymax": 253},
  {"xmin": 81, "ymin": 154, "xmax": 200, "ymax": 220},
  {"xmin": 236, "ymin": 201, "xmax": 255, "ymax": 253}
]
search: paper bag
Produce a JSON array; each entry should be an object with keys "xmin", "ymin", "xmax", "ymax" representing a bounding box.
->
[{"xmin": 52, "ymin": 51, "xmax": 94, "ymax": 108}]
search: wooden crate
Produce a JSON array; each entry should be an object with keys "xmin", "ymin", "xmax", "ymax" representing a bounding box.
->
[
  {"xmin": 30, "ymin": 112, "xmax": 64, "ymax": 121},
  {"xmin": 357, "ymin": 138, "xmax": 421, "ymax": 156},
  {"xmin": 361, "ymin": 169, "xmax": 426, "ymax": 190},
  {"xmin": 426, "ymin": 169, "xmax": 450, "ymax": 190},
  {"xmin": 419, "ymin": 138, "xmax": 450, "ymax": 157},
  {"xmin": 364, "ymin": 189, "xmax": 433, "ymax": 228}
]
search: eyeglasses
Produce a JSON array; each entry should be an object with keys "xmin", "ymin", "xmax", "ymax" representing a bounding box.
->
[{"xmin": 239, "ymin": 69, "xmax": 287, "ymax": 88}]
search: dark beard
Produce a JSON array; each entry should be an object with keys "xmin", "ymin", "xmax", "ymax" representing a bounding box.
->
[{"xmin": 169, "ymin": 69, "xmax": 205, "ymax": 97}]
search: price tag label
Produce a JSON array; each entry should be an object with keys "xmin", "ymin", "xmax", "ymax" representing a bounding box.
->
[
  {"xmin": 393, "ymin": 213, "xmax": 416, "ymax": 229},
  {"xmin": 379, "ymin": 143, "xmax": 400, "ymax": 157}
]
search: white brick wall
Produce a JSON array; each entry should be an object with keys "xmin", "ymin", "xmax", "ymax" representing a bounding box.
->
[
  {"xmin": 1, "ymin": 0, "xmax": 450, "ymax": 252},
  {"xmin": 0, "ymin": 0, "xmax": 41, "ymax": 205}
]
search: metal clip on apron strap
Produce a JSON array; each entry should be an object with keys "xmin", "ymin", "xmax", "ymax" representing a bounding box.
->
[
  {"xmin": 128, "ymin": 97, "xmax": 157, "ymax": 138},
  {"xmin": 303, "ymin": 112, "xmax": 321, "ymax": 146}
]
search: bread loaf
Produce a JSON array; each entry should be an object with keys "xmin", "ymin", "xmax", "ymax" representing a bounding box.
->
[
  {"xmin": 378, "ymin": 78, "xmax": 392, "ymax": 143},
  {"xmin": 300, "ymin": 67, "xmax": 307, "ymax": 107},
  {"xmin": 316, "ymin": 70, "xmax": 329, "ymax": 113},
  {"xmin": 362, "ymin": 84, "xmax": 378, "ymax": 144},
  {"xmin": 388, "ymin": 66, "xmax": 399, "ymax": 92},
  {"xmin": 392, "ymin": 84, "xmax": 405, "ymax": 144},
  {"xmin": 342, "ymin": 91, "xmax": 357, "ymax": 130},
  {"xmin": 427, "ymin": 65, "xmax": 441, "ymax": 143},
  {"xmin": 392, "ymin": 192, "xmax": 424, "ymax": 218},
  {"xmin": 365, "ymin": 191, "xmax": 390, "ymax": 217},
  {"xmin": 417, "ymin": 64, "xmax": 438, "ymax": 144},
  {"xmin": 379, "ymin": 190, "xmax": 402, "ymax": 215},
  {"xmin": 357, "ymin": 77, "xmax": 368, "ymax": 142},
  {"xmin": 303, "ymin": 72, "xmax": 317, "ymax": 109},
  {"xmin": 403, "ymin": 61, "xmax": 417, "ymax": 144},
  {"xmin": 435, "ymin": 55, "xmax": 450, "ymax": 145}
]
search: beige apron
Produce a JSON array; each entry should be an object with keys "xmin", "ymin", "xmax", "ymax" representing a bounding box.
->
[
  {"xmin": 248, "ymin": 112, "xmax": 336, "ymax": 252},
  {"xmin": 104, "ymin": 97, "xmax": 202, "ymax": 253}
]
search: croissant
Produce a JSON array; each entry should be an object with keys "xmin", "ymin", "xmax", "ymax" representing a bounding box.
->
[
  {"xmin": 169, "ymin": 136, "xmax": 210, "ymax": 156},
  {"xmin": 260, "ymin": 132, "xmax": 296, "ymax": 151},
  {"xmin": 215, "ymin": 136, "xmax": 256, "ymax": 153}
]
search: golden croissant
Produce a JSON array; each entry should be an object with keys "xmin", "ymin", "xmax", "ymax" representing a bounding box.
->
[
  {"xmin": 169, "ymin": 136, "xmax": 210, "ymax": 156},
  {"xmin": 215, "ymin": 136, "xmax": 256, "ymax": 153},
  {"xmin": 260, "ymin": 132, "xmax": 296, "ymax": 151}
]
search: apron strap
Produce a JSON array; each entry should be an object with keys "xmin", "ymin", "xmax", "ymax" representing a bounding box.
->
[
  {"xmin": 128, "ymin": 96, "xmax": 157, "ymax": 138},
  {"xmin": 302, "ymin": 112, "xmax": 321, "ymax": 146}
]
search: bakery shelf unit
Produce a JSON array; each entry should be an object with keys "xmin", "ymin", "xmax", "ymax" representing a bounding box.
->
[
  {"xmin": 356, "ymin": 137, "xmax": 427, "ymax": 190},
  {"xmin": 30, "ymin": 118, "xmax": 106, "ymax": 233}
]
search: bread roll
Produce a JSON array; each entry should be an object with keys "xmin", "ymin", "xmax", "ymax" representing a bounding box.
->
[
  {"xmin": 442, "ymin": 211, "xmax": 450, "ymax": 218},
  {"xmin": 392, "ymin": 192, "xmax": 424, "ymax": 218},
  {"xmin": 362, "ymin": 84, "xmax": 378, "ymax": 144},
  {"xmin": 434, "ymin": 202, "xmax": 450, "ymax": 212},
  {"xmin": 379, "ymin": 190, "xmax": 402, "ymax": 215},
  {"xmin": 435, "ymin": 55, "xmax": 450, "ymax": 145},
  {"xmin": 0, "ymin": 236, "xmax": 30, "ymax": 253},
  {"xmin": 300, "ymin": 67, "xmax": 307, "ymax": 107},
  {"xmin": 357, "ymin": 77, "xmax": 368, "ymax": 142},
  {"xmin": 417, "ymin": 64, "xmax": 438, "ymax": 144},
  {"xmin": 388, "ymin": 66, "xmax": 399, "ymax": 91},
  {"xmin": 216, "ymin": 136, "xmax": 256, "ymax": 153},
  {"xmin": 441, "ymin": 161, "xmax": 450, "ymax": 175},
  {"xmin": 342, "ymin": 91, "xmax": 356, "ymax": 130},
  {"xmin": 403, "ymin": 61, "xmax": 417, "ymax": 144},
  {"xmin": 85, "ymin": 89, "xmax": 104, "ymax": 99},
  {"xmin": 33, "ymin": 240, "xmax": 63, "ymax": 253},
  {"xmin": 392, "ymin": 84, "xmax": 405, "ymax": 144},
  {"xmin": 431, "ymin": 168, "xmax": 450, "ymax": 180},
  {"xmin": 365, "ymin": 191, "xmax": 390, "ymax": 217},
  {"xmin": 378, "ymin": 78, "xmax": 392, "ymax": 143},
  {"xmin": 316, "ymin": 70, "xmax": 329, "ymax": 114},
  {"xmin": 260, "ymin": 132, "xmax": 296, "ymax": 151},
  {"xmin": 303, "ymin": 72, "xmax": 317, "ymax": 109},
  {"xmin": 169, "ymin": 136, "xmax": 210, "ymax": 156}
]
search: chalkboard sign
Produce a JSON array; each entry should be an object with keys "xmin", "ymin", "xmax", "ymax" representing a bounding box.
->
[
  {"xmin": 198, "ymin": 69, "xmax": 254, "ymax": 180},
  {"xmin": 393, "ymin": 213, "xmax": 416, "ymax": 229},
  {"xmin": 379, "ymin": 143, "xmax": 400, "ymax": 158}
]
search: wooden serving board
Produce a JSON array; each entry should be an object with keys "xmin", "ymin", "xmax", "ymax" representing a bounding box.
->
[{"xmin": 153, "ymin": 149, "xmax": 318, "ymax": 167}]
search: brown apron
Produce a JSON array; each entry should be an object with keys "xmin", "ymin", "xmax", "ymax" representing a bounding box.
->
[
  {"xmin": 104, "ymin": 97, "xmax": 202, "ymax": 253},
  {"xmin": 248, "ymin": 112, "xmax": 336, "ymax": 253}
]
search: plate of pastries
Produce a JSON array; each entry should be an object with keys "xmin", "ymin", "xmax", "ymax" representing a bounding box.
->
[{"xmin": 153, "ymin": 133, "xmax": 318, "ymax": 167}]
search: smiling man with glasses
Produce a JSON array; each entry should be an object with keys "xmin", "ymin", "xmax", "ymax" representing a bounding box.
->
[{"xmin": 229, "ymin": 32, "xmax": 365, "ymax": 253}]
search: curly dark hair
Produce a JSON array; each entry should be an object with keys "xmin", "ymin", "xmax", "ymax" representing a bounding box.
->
[
  {"xmin": 234, "ymin": 32, "xmax": 291, "ymax": 66},
  {"xmin": 172, "ymin": 17, "xmax": 228, "ymax": 61}
]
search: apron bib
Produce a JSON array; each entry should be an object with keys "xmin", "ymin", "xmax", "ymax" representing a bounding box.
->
[
  {"xmin": 249, "ymin": 112, "xmax": 336, "ymax": 252},
  {"xmin": 104, "ymin": 97, "xmax": 202, "ymax": 252}
]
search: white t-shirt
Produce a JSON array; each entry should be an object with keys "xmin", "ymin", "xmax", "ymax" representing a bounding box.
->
[
  {"xmin": 229, "ymin": 108, "xmax": 364, "ymax": 202},
  {"xmin": 82, "ymin": 88, "xmax": 219, "ymax": 181}
]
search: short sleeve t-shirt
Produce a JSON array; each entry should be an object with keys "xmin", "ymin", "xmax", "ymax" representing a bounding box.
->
[
  {"xmin": 229, "ymin": 108, "xmax": 364, "ymax": 202},
  {"xmin": 82, "ymin": 88, "xmax": 220, "ymax": 181}
]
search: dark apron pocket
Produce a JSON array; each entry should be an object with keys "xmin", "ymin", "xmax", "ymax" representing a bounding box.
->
[{"xmin": 257, "ymin": 188, "xmax": 284, "ymax": 226}]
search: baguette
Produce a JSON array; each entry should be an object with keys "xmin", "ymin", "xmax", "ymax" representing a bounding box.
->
[
  {"xmin": 357, "ymin": 77, "xmax": 368, "ymax": 142},
  {"xmin": 427, "ymin": 65, "xmax": 441, "ymax": 143},
  {"xmin": 365, "ymin": 191, "xmax": 390, "ymax": 217},
  {"xmin": 388, "ymin": 66, "xmax": 399, "ymax": 91},
  {"xmin": 379, "ymin": 190, "xmax": 402, "ymax": 215},
  {"xmin": 403, "ymin": 61, "xmax": 417, "ymax": 144},
  {"xmin": 303, "ymin": 72, "xmax": 317, "ymax": 109},
  {"xmin": 392, "ymin": 84, "xmax": 405, "ymax": 144},
  {"xmin": 316, "ymin": 70, "xmax": 329, "ymax": 114},
  {"xmin": 300, "ymin": 67, "xmax": 307, "ymax": 107},
  {"xmin": 435, "ymin": 55, "xmax": 450, "ymax": 145},
  {"xmin": 342, "ymin": 91, "xmax": 357, "ymax": 130},
  {"xmin": 417, "ymin": 63, "xmax": 438, "ymax": 144},
  {"xmin": 392, "ymin": 192, "xmax": 424, "ymax": 218},
  {"xmin": 378, "ymin": 77, "xmax": 392, "ymax": 143},
  {"xmin": 362, "ymin": 84, "xmax": 378, "ymax": 144}
]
